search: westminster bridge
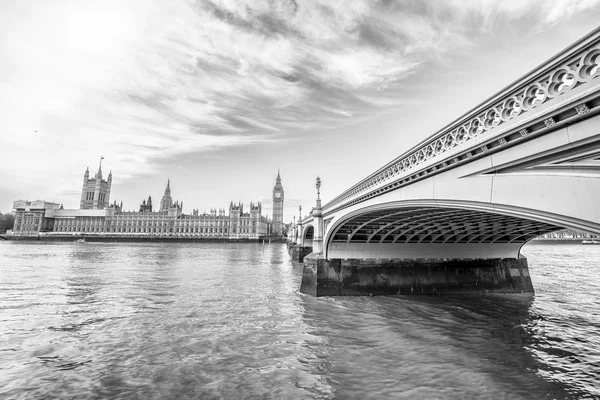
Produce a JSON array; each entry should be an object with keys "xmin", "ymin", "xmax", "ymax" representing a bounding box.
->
[{"xmin": 289, "ymin": 27, "xmax": 600, "ymax": 296}]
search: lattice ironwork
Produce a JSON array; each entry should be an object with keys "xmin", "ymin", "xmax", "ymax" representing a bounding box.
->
[{"xmin": 330, "ymin": 207, "xmax": 563, "ymax": 244}]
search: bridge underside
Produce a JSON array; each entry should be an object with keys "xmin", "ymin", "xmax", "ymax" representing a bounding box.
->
[
  {"xmin": 327, "ymin": 206, "xmax": 563, "ymax": 259},
  {"xmin": 300, "ymin": 206, "xmax": 566, "ymax": 296}
]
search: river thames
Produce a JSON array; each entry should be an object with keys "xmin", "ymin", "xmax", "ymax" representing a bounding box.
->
[{"xmin": 0, "ymin": 241, "xmax": 598, "ymax": 399}]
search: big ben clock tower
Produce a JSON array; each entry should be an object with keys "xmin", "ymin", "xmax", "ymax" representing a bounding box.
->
[{"xmin": 272, "ymin": 170, "xmax": 284, "ymax": 236}]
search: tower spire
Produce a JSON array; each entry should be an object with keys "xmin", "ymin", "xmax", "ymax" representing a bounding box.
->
[
  {"xmin": 160, "ymin": 179, "xmax": 173, "ymax": 211},
  {"xmin": 98, "ymin": 155, "xmax": 104, "ymax": 176}
]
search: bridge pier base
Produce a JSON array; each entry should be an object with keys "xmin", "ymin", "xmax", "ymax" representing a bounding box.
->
[
  {"xmin": 300, "ymin": 254, "xmax": 533, "ymax": 296},
  {"xmin": 290, "ymin": 245, "xmax": 313, "ymax": 263}
]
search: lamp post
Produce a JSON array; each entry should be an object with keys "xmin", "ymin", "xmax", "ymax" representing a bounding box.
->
[
  {"xmin": 296, "ymin": 205, "xmax": 303, "ymax": 246},
  {"xmin": 316, "ymin": 176, "xmax": 321, "ymax": 199},
  {"xmin": 313, "ymin": 176, "xmax": 323, "ymax": 254}
]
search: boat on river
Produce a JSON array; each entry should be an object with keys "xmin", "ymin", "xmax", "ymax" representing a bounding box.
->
[
  {"xmin": 582, "ymin": 240, "xmax": 600, "ymax": 245},
  {"xmin": 74, "ymin": 238, "xmax": 86, "ymax": 244}
]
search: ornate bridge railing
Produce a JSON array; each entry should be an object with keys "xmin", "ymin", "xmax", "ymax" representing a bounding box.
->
[{"xmin": 319, "ymin": 27, "xmax": 600, "ymax": 216}]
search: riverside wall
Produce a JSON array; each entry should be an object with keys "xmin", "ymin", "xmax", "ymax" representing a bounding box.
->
[{"xmin": 5, "ymin": 235, "xmax": 287, "ymax": 243}]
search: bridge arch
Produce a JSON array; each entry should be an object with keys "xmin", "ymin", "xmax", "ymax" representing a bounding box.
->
[
  {"xmin": 321, "ymin": 200, "xmax": 597, "ymax": 259},
  {"xmin": 303, "ymin": 224, "xmax": 314, "ymax": 247}
]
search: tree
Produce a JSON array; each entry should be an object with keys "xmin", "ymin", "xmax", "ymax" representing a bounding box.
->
[{"xmin": 0, "ymin": 213, "xmax": 15, "ymax": 233}]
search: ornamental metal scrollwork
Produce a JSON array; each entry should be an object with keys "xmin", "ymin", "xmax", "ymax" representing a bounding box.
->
[
  {"xmin": 468, "ymin": 119, "xmax": 482, "ymax": 138},
  {"xmin": 577, "ymin": 48, "xmax": 600, "ymax": 81},
  {"xmin": 483, "ymin": 109, "xmax": 498, "ymax": 130},
  {"xmin": 434, "ymin": 140, "xmax": 444, "ymax": 155},
  {"xmin": 575, "ymin": 104, "xmax": 590, "ymax": 115},
  {"xmin": 455, "ymin": 128, "xmax": 467, "ymax": 144},
  {"xmin": 502, "ymin": 97, "xmax": 521, "ymax": 119},
  {"xmin": 521, "ymin": 84, "xmax": 545, "ymax": 111},
  {"xmin": 425, "ymin": 145, "xmax": 434, "ymax": 159},
  {"xmin": 444, "ymin": 134, "xmax": 455, "ymax": 150}
]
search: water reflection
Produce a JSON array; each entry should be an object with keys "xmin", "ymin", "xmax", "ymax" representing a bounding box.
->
[
  {"xmin": 64, "ymin": 246, "xmax": 105, "ymax": 306},
  {"xmin": 299, "ymin": 292, "xmax": 591, "ymax": 399}
]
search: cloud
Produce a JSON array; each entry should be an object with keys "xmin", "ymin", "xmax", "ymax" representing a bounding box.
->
[{"xmin": 1, "ymin": 0, "xmax": 599, "ymax": 209}]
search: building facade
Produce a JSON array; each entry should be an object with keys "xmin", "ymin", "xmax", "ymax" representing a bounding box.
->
[
  {"xmin": 12, "ymin": 200, "xmax": 61, "ymax": 236},
  {"xmin": 272, "ymin": 170, "xmax": 284, "ymax": 236},
  {"xmin": 11, "ymin": 163, "xmax": 272, "ymax": 240},
  {"xmin": 229, "ymin": 202, "xmax": 268, "ymax": 238}
]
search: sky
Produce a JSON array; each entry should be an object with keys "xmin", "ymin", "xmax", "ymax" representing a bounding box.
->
[{"xmin": 1, "ymin": 0, "xmax": 600, "ymax": 221}]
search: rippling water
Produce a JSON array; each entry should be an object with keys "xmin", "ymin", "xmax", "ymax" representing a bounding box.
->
[{"xmin": 0, "ymin": 241, "xmax": 599, "ymax": 399}]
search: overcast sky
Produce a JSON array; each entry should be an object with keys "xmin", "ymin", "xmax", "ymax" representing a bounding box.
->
[{"xmin": 1, "ymin": 0, "xmax": 600, "ymax": 221}]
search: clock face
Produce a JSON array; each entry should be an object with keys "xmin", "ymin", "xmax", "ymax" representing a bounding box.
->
[{"xmin": 275, "ymin": 193, "xmax": 281, "ymax": 198}]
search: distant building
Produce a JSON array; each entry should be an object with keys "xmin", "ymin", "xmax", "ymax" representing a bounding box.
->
[
  {"xmin": 536, "ymin": 229, "xmax": 599, "ymax": 240},
  {"xmin": 272, "ymin": 170, "xmax": 284, "ymax": 236},
  {"xmin": 159, "ymin": 180, "xmax": 174, "ymax": 211},
  {"xmin": 12, "ymin": 200, "xmax": 61, "ymax": 236},
  {"xmin": 139, "ymin": 195, "xmax": 153, "ymax": 213},
  {"xmin": 10, "ymin": 162, "xmax": 272, "ymax": 239},
  {"xmin": 157, "ymin": 180, "xmax": 182, "ymax": 213},
  {"xmin": 229, "ymin": 202, "xmax": 269, "ymax": 238},
  {"xmin": 80, "ymin": 158, "xmax": 112, "ymax": 210}
]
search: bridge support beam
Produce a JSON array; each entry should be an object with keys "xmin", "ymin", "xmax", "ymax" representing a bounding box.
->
[
  {"xmin": 290, "ymin": 245, "xmax": 313, "ymax": 263},
  {"xmin": 300, "ymin": 254, "xmax": 533, "ymax": 296}
]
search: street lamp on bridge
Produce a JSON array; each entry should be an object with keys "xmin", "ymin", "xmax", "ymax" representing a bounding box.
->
[{"xmin": 316, "ymin": 176, "xmax": 321, "ymax": 200}]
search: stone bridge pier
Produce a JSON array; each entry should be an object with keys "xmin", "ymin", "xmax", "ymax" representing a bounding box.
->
[
  {"xmin": 299, "ymin": 206, "xmax": 540, "ymax": 297},
  {"xmin": 300, "ymin": 253, "xmax": 533, "ymax": 297}
]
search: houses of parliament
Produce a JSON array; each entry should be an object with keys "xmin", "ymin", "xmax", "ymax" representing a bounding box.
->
[{"xmin": 11, "ymin": 159, "xmax": 286, "ymax": 239}]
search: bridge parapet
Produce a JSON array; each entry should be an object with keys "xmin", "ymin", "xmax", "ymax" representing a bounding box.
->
[{"xmin": 322, "ymin": 28, "xmax": 600, "ymax": 215}]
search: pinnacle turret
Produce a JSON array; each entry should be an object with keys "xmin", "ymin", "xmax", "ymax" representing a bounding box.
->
[{"xmin": 96, "ymin": 156, "xmax": 104, "ymax": 178}]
